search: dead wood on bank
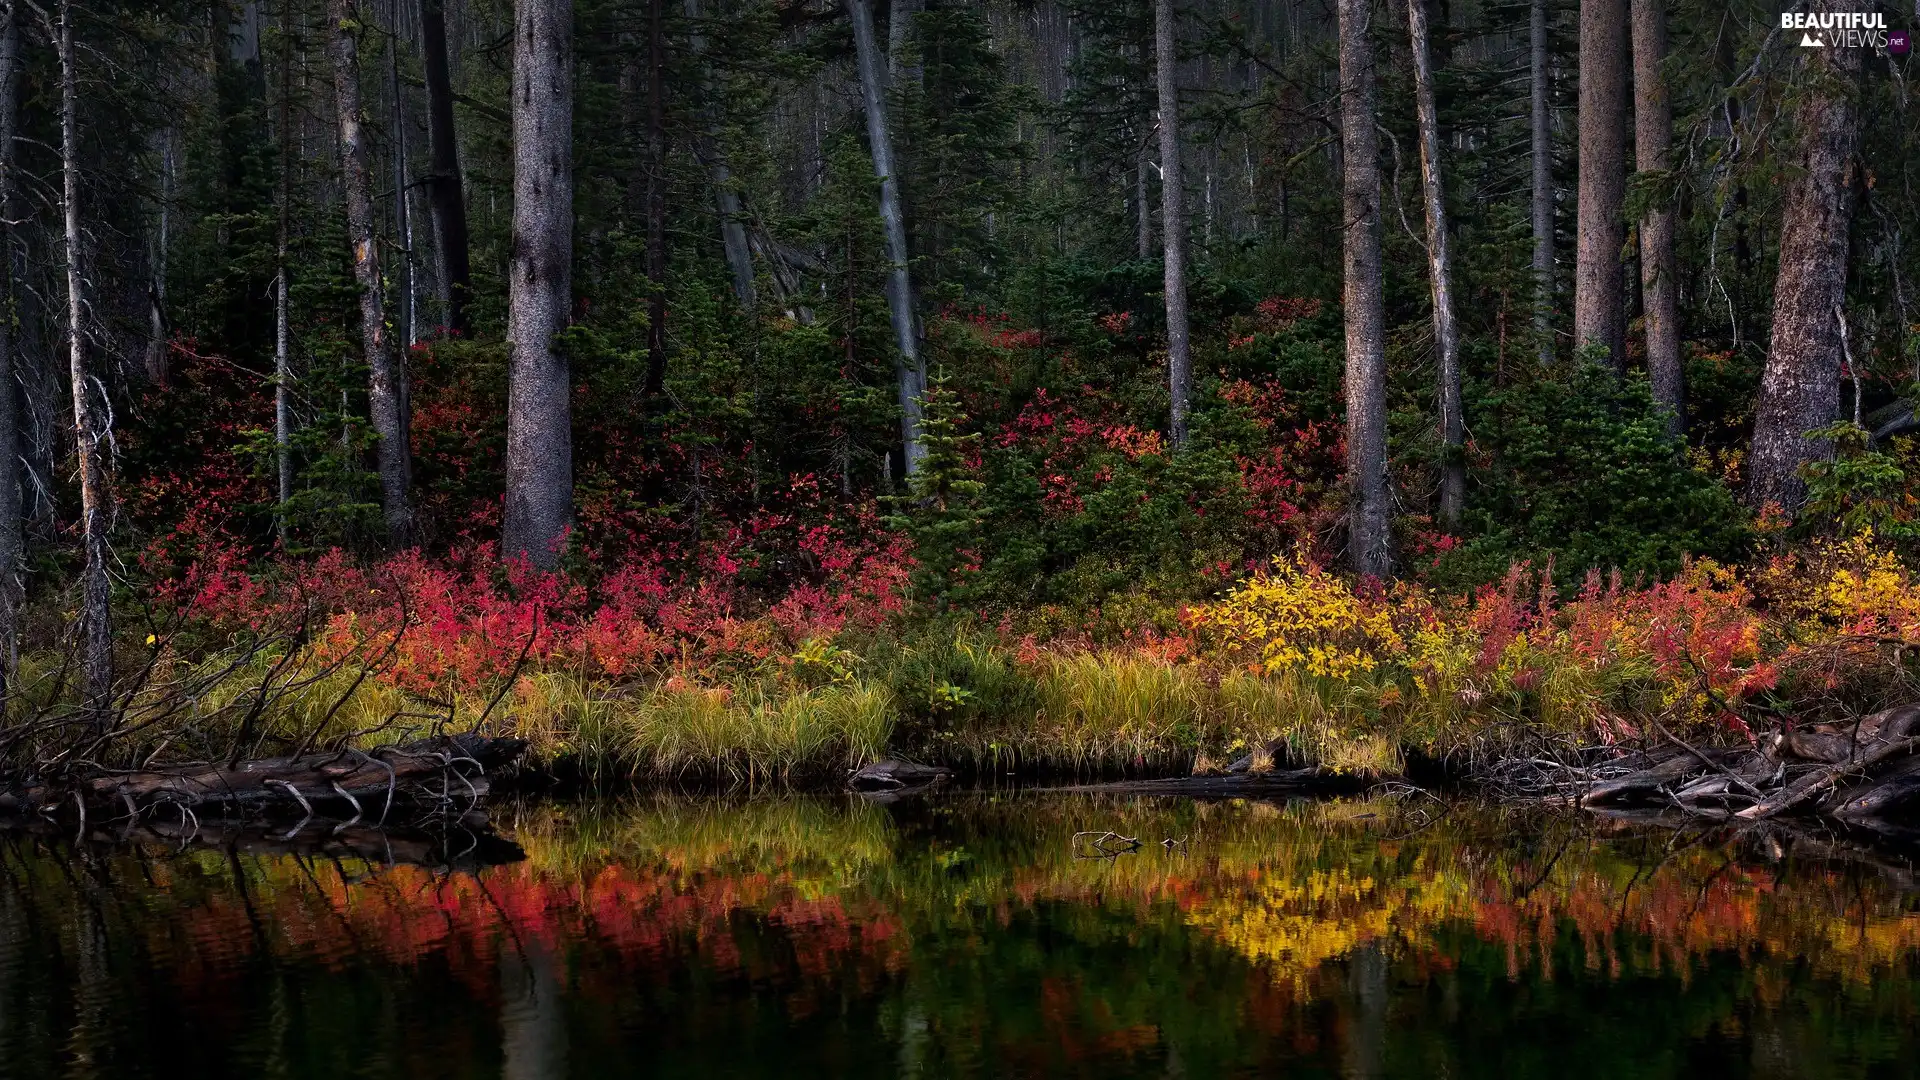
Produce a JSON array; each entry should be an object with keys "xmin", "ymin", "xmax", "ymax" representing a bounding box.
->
[
  {"xmin": 0, "ymin": 733, "xmax": 528, "ymax": 827},
  {"xmin": 1049, "ymin": 768, "xmax": 1371, "ymax": 798},
  {"xmin": 1503, "ymin": 704, "xmax": 1920, "ymax": 828}
]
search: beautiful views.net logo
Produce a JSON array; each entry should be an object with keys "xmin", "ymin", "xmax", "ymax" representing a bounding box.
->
[{"xmin": 1780, "ymin": 11, "xmax": 1900, "ymax": 49}]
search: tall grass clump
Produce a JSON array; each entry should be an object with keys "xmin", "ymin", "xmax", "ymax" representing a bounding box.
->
[{"xmin": 503, "ymin": 675, "xmax": 895, "ymax": 785}]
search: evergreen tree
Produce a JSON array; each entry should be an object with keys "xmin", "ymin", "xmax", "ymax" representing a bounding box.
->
[{"xmin": 887, "ymin": 371, "xmax": 984, "ymax": 612}]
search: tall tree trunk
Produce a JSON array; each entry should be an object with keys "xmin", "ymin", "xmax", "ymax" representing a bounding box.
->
[
  {"xmin": 1529, "ymin": 0, "xmax": 1553, "ymax": 363},
  {"xmin": 683, "ymin": 0, "xmax": 755, "ymax": 309},
  {"xmin": 1747, "ymin": 5, "xmax": 1863, "ymax": 515},
  {"xmin": 388, "ymin": 28, "xmax": 416, "ymax": 349},
  {"xmin": 274, "ymin": 0, "xmax": 293, "ymax": 547},
  {"xmin": 1407, "ymin": 0, "xmax": 1462, "ymax": 528},
  {"xmin": 0, "ymin": 4, "xmax": 21, "ymax": 695},
  {"xmin": 642, "ymin": 0, "xmax": 667, "ymax": 401},
  {"xmin": 329, "ymin": 0, "xmax": 413, "ymax": 544},
  {"xmin": 418, "ymin": 0, "xmax": 472, "ymax": 336},
  {"xmin": 888, "ymin": 0, "xmax": 922, "ymax": 83},
  {"xmin": 502, "ymin": 0, "xmax": 574, "ymax": 567},
  {"xmin": 55, "ymin": 0, "xmax": 111, "ymax": 724},
  {"xmin": 1338, "ymin": 0, "xmax": 1390, "ymax": 577},
  {"xmin": 1155, "ymin": 0, "xmax": 1192, "ymax": 451},
  {"xmin": 846, "ymin": 0, "xmax": 924, "ymax": 474},
  {"xmin": 146, "ymin": 134, "xmax": 170, "ymax": 385},
  {"xmin": 1631, "ymin": 0, "xmax": 1682, "ymax": 434},
  {"xmin": 1574, "ymin": 0, "xmax": 1628, "ymax": 369},
  {"xmin": 1136, "ymin": 141, "xmax": 1152, "ymax": 259}
]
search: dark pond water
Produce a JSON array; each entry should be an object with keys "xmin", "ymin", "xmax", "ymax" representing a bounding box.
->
[{"xmin": 3, "ymin": 791, "xmax": 1920, "ymax": 1078}]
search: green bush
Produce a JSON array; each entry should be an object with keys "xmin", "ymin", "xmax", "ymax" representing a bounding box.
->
[{"xmin": 1431, "ymin": 362, "xmax": 1751, "ymax": 586}]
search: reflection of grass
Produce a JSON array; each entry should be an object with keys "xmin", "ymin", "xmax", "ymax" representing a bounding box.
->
[
  {"xmin": 494, "ymin": 793, "xmax": 1920, "ymax": 993},
  {"xmin": 9, "ymin": 793, "xmax": 1920, "ymax": 1035},
  {"xmin": 503, "ymin": 793, "xmax": 899, "ymax": 877}
]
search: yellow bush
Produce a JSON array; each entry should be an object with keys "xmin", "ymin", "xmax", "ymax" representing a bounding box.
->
[{"xmin": 1187, "ymin": 556, "xmax": 1405, "ymax": 679}]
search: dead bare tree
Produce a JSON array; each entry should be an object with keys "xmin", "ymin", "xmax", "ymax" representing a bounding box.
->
[
  {"xmin": 846, "ymin": 0, "xmax": 925, "ymax": 475},
  {"xmin": 1406, "ymin": 0, "xmax": 1462, "ymax": 528},
  {"xmin": 329, "ymin": 0, "xmax": 414, "ymax": 545},
  {"xmin": 48, "ymin": 0, "xmax": 111, "ymax": 727}
]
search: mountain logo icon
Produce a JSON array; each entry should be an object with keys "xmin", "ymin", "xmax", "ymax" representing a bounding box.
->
[{"xmin": 1799, "ymin": 31, "xmax": 1824, "ymax": 46}]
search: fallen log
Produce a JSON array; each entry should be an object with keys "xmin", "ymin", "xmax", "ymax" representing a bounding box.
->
[
  {"xmin": 1819, "ymin": 751, "xmax": 1920, "ymax": 819},
  {"xmin": 1556, "ymin": 704, "xmax": 1920, "ymax": 827},
  {"xmin": 849, "ymin": 759, "xmax": 951, "ymax": 792},
  {"xmin": 1579, "ymin": 746, "xmax": 1708, "ymax": 807},
  {"xmin": 1782, "ymin": 704, "xmax": 1920, "ymax": 763},
  {"xmin": 0, "ymin": 734, "xmax": 527, "ymax": 820},
  {"xmin": 1736, "ymin": 734, "xmax": 1920, "ymax": 821},
  {"xmin": 1828, "ymin": 775, "xmax": 1920, "ymax": 820},
  {"xmin": 1048, "ymin": 768, "xmax": 1370, "ymax": 798}
]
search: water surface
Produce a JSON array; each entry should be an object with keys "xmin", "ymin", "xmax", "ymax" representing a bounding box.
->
[{"xmin": 3, "ymin": 791, "xmax": 1920, "ymax": 1078}]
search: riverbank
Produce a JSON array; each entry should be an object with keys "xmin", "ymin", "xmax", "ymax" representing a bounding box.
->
[{"xmin": 5, "ymin": 533, "xmax": 1920, "ymax": 812}]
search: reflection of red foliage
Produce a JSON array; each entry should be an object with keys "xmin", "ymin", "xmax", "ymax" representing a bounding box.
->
[{"xmin": 165, "ymin": 857, "xmax": 906, "ymax": 1016}]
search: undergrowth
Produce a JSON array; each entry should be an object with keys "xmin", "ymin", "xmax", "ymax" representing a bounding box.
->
[{"xmin": 7, "ymin": 532, "xmax": 1920, "ymax": 787}]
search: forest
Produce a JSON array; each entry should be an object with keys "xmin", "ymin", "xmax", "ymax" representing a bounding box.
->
[{"xmin": 0, "ymin": 0, "xmax": 1914, "ymax": 803}]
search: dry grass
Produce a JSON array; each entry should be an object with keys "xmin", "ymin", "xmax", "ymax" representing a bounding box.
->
[{"xmin": 4, "ymin": 618, "xmax": 1650, "ymax": 785}]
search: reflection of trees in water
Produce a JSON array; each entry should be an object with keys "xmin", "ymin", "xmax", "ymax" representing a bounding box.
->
[
  {"xmin": 0, "ymin": 874, "xmax": 16, "ymax": 1057},
  {"xmin": 501, "ymin": 938, "xmax": 567, "ymax": 1080},
  {"xmin": 2, "ymin": 797, "xmax": 1920, "ymax": 1076},
  {"xmin": 1341, "ymin": 944, "xmax": 1386, "ymax": 1080}
]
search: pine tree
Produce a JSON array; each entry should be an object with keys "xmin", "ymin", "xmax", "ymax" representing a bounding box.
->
[{"xmin": 887, "ymin": 372, "xmax": 984, "ymax": 612}]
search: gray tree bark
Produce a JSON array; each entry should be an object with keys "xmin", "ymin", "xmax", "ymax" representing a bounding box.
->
[
  {"xmin": 684, "ymin": 0, "xmax": 755, "ymax": 309},
  {"xmin": 1136, "ymin": 142, "xmax": 1152, "ymax": 259},
  {"xmin": 274, "ymin": 0, "xmax": 293, "ymax": 547},
  {"xmin": 419, "ymin": 0, "xmax": 472, "ymax": 336},
  {"xmin": 1574, "ymin": 0, "xmax": 1628, "ymax": 369},
  {"xmin": 889, "ymin": 0, "xmax": 923, "ymax": 84},
  {"xmin": 0, "ymin": 4, "xmax": 21, "ymax": 693},
  {"xmin": 1530, "ymin": 0, "xmax": 1553, "ymax": 363},
  {"xmin": 846, "ymin": 0, "xmax": 925, "ymax": 474},
  {"xmin": 1747, "ymin": 4, "xmax": 1863, "ymax": 514},
  {"xmin": 503, "ymin": 0, "xmax": 575, "ymax": 568},
  {"xmin": 1155, "ymin": 0, "xmax": 1192, "ymax": 450},
  {"xmin": 1631, "ymin": 0, "xmax": 1682, "ymax": 434},
  {"xmin": 146, "ymin": 135, "xmax": 170, "ymax": 385},
  {"xmin": 56, "ymin": 0, "xmax": 111, "ymax": 723},
  {"xmin": 1338, "ymin": 0, "xmax": 1390, "ymax": 577},
  {"xmin": 329, "ymin": 0, "xmax": 413, "ymax": 544},
  {"xmin": 387, "ymin": 29, "xmax": 416, "ymax": 348},
  {"xmin": 642, "ymin": 0, "xmax": 667, "ymax": 401},
  {"xmin": 1407, "ymin": 0, "xmax": 1462, "ymax": 529}
]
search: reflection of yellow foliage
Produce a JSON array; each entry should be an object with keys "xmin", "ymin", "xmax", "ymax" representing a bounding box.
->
[
  {"xmin": 1185, "ymin": 871, "xmax": 1384, "ymax": 989},
  {"xmin": 16, "ymin": 793, "xmax": 1920, "ymax": 1025},
  {"xmin": 1189, "ymin": 557, "xmax": 1404, "ymax": 678}
]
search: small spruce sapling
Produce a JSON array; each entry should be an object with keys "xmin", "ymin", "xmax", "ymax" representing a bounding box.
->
[
  {"xmin": 1801, "ymin": 420, "xmax": 1920, "ymax": 541},
  {"xmin": 888, "ymin": 372, "xmax": 986, "ymax": 612}
]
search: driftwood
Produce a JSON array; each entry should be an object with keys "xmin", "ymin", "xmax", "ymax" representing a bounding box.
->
[
  {"xmin": 0, "ymin": 733, "xmax": 527, "ymax": 822},
  {"xmin": 849, "ymin": 759, "xmax": 951, "ymax": 792},
  {"xmin": 1565, "ymin": 705, "xmax": 1920, "ymax": 827},
  {"xmin": 1052, "ymin": 768, "xmax": 1370, "ymax": 798}
]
